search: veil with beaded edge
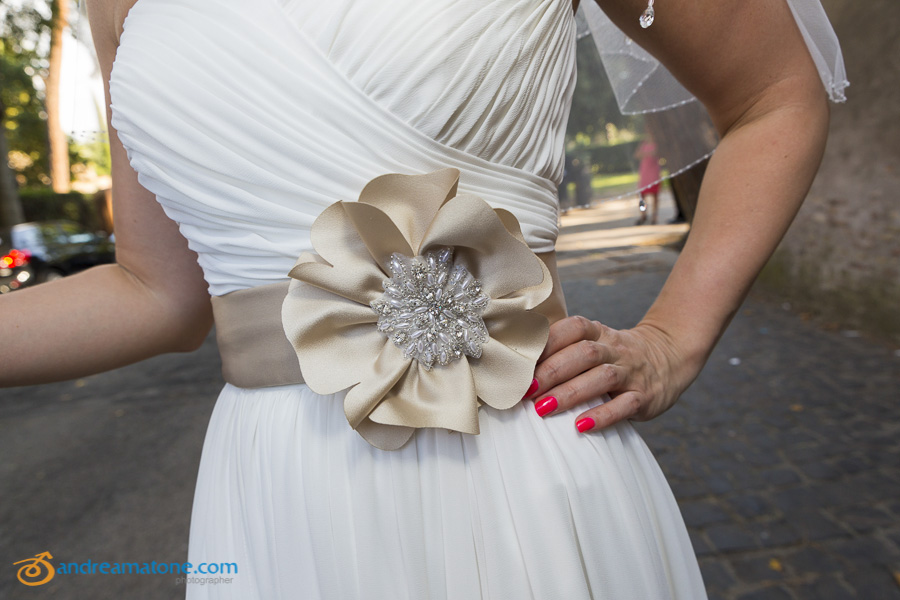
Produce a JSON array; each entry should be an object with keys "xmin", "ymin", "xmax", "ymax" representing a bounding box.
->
[{"xmin": 573, "ymin": 0, "xmax": 848, "ymax": 196}]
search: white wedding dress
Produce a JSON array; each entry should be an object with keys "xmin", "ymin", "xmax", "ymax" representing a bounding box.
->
[{"xmin": 109, "ymin": 0, "xmax": 708, "ymax": 597}]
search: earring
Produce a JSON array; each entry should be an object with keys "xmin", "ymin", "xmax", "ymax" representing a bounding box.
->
[{"xmin": 639, "ymin": 0, "xmax": 655, "ymax": 28}]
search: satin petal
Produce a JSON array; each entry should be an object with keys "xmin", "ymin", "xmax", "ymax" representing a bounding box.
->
[
  {"xmin": 354, "ymin": 421, "xmax": 416, "ymax": 451},
  {"xmin": 358, "ymin": 168, "xmax": 460, "ymax": 251},
  {"xmin": 471, "ymin": 311, "xmax": 550, "ymax": 410},
  {"xmin": 500, "ymin": 255, "xmax": 556, "ymax": 311},
  {"xmin": 288, "ymin": 252, "xmax": 383, "ymax": 306},
  {"xmin": 418, "ymin": 194, "xmax": 547, "ymax": 298},
  {"xmin": 282, "ymin": 279, "xmax": 384, "ymax": 395},
  {"xmin": 344, "ymin": 343, "xmax": 413, "ymax": 428},
  {"xmin": 494, "ymin": 207, "xmax": 528, "ymax": 245},
  {"xmin": 308, "ymin": 201, "xmax": 384, "ymax": 274},
  {"xmin": 368, "ymin": 358, "xmax": 480, "ymax": 434},
  {"xmin": 340, "ymin": 202, "xmax": 414, "ymax": 274}
]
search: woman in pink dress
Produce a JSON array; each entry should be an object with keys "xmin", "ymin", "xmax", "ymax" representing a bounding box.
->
[{"xmin": 635, "ymin": 136, "xmax": 661, "ymax": 225}]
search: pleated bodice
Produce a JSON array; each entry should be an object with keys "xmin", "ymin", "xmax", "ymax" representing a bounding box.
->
[{"xmin": 109, "ymin": 0, "xmax": 577, "ymax": 294}]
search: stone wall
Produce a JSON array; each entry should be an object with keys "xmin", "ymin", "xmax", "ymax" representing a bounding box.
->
[{"xmin": 758, "ymin": 0, "xmax": 900, "ymax": 342}]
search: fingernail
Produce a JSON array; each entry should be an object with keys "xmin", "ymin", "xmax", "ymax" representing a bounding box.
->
[
  {"xmin": 534, "ymin": 396, "xmax": 557, "ymax": 417},
  {"xmin": 576, "ymin": 417, "xmax": 595, "ymax": 433},
  {"xmin": 523, "ymin": 378, "xmax": 539, "ymax": 399}
]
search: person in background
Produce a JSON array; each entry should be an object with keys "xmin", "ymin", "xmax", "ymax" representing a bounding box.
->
[{"xmin": 635, "ymin": 134, "xmax": 661, "ymax": 225}]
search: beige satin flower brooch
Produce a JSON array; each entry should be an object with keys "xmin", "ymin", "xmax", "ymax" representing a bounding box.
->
[{"xmin": 282, "ymin": 168, "xmax": 554, "ymax": 450}]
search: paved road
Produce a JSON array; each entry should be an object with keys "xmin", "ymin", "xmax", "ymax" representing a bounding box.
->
[{"xmin": 2, "ymin": 194, "xmax": 899, "ymax": 599}]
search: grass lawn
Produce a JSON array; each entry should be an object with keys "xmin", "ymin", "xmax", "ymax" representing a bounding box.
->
[
  {"xmin": 565, "ymin": 172, "xmax": 639, "ymax": 200},
  {"xmin": 564, "ymin": 172, "xmax": 671, "ymax": 200},
  {"xmin": 593, "ymin": 172, "xmax": 639, "ymax": 191}
]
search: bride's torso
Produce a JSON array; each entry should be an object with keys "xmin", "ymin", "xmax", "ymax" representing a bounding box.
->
[{"xmin": 108, "ymin": 0, "xmax": 578, "ymax": 294}]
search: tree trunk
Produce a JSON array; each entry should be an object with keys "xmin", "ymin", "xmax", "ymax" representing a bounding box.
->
[
  {"xmin": 0, "ymin": 99, "xmax": 25, "ymax": 228},
  {"xmin": 668, "ymin": 158, "xmax": 709, "ymax": 224},
  {"xmin": 45, "ymin": 0, "xmax": 71, "ymax": 194}
]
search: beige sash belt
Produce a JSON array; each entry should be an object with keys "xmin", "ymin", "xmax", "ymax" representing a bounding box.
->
[{"xmin": 211, "ymin": 250, "xmax": 567, "ymax": 389}]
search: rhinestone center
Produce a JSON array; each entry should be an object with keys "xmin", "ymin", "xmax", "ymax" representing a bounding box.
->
[{"xmin": 370, "ymin": 247, "xmax": 490, "ymax": 370}]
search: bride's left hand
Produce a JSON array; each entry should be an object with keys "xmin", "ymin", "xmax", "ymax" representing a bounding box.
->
[{"xmin": 524, "ymin": 315, "xmax": 702, "ymax": 433}]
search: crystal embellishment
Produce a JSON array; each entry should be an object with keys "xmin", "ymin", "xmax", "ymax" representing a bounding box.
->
[
  {"xmin": 639, "ymin": 0, "xmax": 655, "ymax": 28},
  {"xmin": 370, "ymin": 247, "xmax": 490, "ymax": 370}
]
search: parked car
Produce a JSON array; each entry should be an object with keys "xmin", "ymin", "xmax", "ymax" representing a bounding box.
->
[{"xmin": 0, "ymin": 220, "xmax": 115, "ymax": 294}]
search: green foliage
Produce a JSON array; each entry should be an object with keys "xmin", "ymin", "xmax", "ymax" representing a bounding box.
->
[
  {"xmin": 19, "ymin": 186, "xmax": 102, "ymax": 229},
  {"xmin": 69, "ymin": 136, "xmax": 111, "ymax": 176},
  {"xmin": 1, "ymin": 2, "xmax": 53, "ymax": 188},
  {"xmin": 1, "ymin": 49, "xmax": 50, "ymax": 187},
  {"xmin": 566, "ymin": 36, "xmax": 643, "ymax": 148},
  {"xmin": 0, "ymin": 2, "xmax": 52, "ymax": 62},
  {"xmin": 581, "ymin": 140, "xmax": 641, "ymax": 175},
  {"xmin": 3, "ymin": 1, "xmax": 105, "ymax": 188}
]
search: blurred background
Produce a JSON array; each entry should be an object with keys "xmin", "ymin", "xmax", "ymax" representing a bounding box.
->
[{"xmin": 1, "ymin": 1, "xmax": 898, "ymax": 599}]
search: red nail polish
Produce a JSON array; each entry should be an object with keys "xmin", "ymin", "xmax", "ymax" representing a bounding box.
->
[
  {"xmin": 534, "ymin": 396, "xmax": 557, "ymax": 417},
  {"xmin": 576, "ymin": 417, "xmax": 595, "ymax": 433},
  {"xmin": 523, "ymin": 378, "xmax": 539, "ymax": 399}
]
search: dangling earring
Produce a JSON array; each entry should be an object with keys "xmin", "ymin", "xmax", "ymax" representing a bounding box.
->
[{"xmin": 639, "ymin": 0, "xmax": 655, "ymax": 28}]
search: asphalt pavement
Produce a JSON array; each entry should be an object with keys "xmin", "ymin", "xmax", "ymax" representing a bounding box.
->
[{"xmin": 2, "ymin": 191, "xmax": 898, "ymax": 599}]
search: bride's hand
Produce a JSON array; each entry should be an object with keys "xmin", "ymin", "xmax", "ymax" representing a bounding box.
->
[{"xmin": 524, "ymin": 316, "xmax": 702, "ymax": 433}]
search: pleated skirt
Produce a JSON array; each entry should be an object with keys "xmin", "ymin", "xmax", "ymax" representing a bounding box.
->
[{"xmin": 185, "ymin": 383, "xmax": 707, "ymax": 599}]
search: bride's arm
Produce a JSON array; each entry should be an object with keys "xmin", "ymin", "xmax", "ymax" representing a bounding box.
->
[
  {"xmin": 0, "ymin": 0, "xmax": 213, "ymax": 387},
  {"xmin": 526, "ymin": 0, "xmax": 830, "ymax": 428}
]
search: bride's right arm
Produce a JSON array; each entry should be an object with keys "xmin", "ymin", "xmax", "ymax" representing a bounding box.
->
[{"xmin": 0, "ymin": 0, "xmax": 213, "ymax": 387}]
